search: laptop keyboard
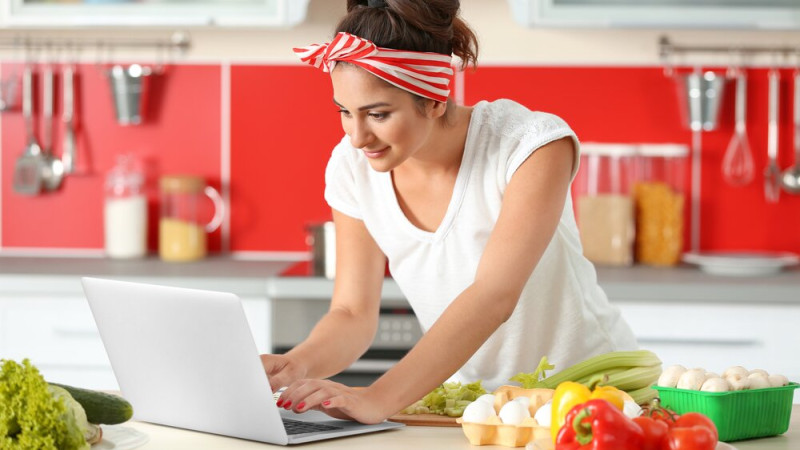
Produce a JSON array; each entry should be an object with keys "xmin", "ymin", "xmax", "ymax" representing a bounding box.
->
[{"xmin": 282, "ymin": 418, "xmax": 344, "ymax": 435}]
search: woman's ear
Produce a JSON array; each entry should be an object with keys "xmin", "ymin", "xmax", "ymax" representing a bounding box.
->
[{"xmin": 427, "ymin": 100, "xmax": 447, "ymax": 119}]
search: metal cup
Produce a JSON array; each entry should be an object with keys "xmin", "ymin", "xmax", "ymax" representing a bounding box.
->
[
  {"xmin": 678, "ymin": 71, "xmax": 727, "ymax": 131},
  {"xmin": 108, "ymin": 64, "xmax": 152, "ymax": 125}
]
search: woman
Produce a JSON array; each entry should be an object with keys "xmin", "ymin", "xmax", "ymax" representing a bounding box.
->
[{"xmin": 260, "ymin": 0, "xmax": 637, "ymax": 425}]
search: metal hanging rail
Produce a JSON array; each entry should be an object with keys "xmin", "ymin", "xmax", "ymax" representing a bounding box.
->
[
  {"xmin": 0, "ymin": 31, "xmax": 190, "ymax": 55},
  {"xmin": 659, "ymin": 35, "xmax": 799, "ymax": 62}
]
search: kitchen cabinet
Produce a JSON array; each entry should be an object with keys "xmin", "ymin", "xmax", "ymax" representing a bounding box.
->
[
  {"xmin": 507, "ymin": 0, "xmax": 800, "ymax": 29},
  {"xmin": 617, "ymin": 302, "xmax": 800, "ymax": 390},
  {"xmin": 0, "ymin": 0, "xmax": 309, "ymax": 28}
]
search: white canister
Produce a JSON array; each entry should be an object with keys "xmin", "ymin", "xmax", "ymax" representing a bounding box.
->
[{"xmin": 104, "ymin": 155, "xmax": 147, "ymax": 258}]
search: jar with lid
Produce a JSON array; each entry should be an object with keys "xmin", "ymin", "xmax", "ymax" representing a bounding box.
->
[
  {"xmin": 573, "ymin": 143, "xmax": 637, "ymax": 266},
  {"xmin": 104, "ymin": 154, "xmax": 147, "ymax": 259},
  {"xmin": 158, "ymin": 175, "xmax": 224, "ymax": 262},
  {"xmin": 633, "ymin": 144, "xmax": 689, "ymax": 266}
]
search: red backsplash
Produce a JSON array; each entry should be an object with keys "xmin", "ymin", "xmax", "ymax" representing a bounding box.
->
[{"xmin": 2, "ymin": 63, "xmax": 799, "ymax": 255}]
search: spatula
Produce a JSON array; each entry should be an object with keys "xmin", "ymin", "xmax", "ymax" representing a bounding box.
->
[{"xmin": 12, "ymin": 62, "xmax": 43, "ymax": 196}]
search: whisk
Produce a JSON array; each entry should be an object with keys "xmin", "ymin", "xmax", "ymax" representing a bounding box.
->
[{"xmin": 722, "ymin": 68, "xmax": 755, "ymax": 186}]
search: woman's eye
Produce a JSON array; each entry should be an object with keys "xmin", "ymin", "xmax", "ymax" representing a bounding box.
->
[
  {"xmin": 337, "ymin": 109, "xmax": 352, "ymax": 118},
  {"xmin": 369, "ymin": 112, "xmax": 388, "ymax": 121}
]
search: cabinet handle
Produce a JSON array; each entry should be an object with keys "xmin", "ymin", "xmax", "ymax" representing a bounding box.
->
[{"xmin": 636, "ymin": 338, "xmax": 761, "ymax": 347}]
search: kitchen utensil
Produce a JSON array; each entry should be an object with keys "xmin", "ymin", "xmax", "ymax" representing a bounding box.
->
[
  {"xmin": 40, "ymin": 62, "xmax": 64, "ymax": 192},
  {"xmin": 678, "ymin": 70, "xmax": 727, "ymax": 131},
  {"xmin": 722, "ymin": 69, "xmax": 755, "ymax": 186},
  {"xmin": 12, "ymin": 62, "xmax": 43, "ymax": 195},
  {"xmin": 780, "ymin": 71, "xmax": 800, "ymax": 193},
  {"xmin": 107, "ymin": 63, "xmax": 152, "ymax": 125},
  {"xmin": 765, "ymin": 69, "xmax": 781, "ymax": 203},
  {"xmin": 61, "ymin": 64, "xmax": 77, "ymax": 174}
]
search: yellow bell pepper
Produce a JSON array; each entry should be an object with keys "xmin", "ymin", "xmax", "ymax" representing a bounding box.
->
[{"xmin": 549, "ymin": 379, "xmax": 626, "ymax": 442}]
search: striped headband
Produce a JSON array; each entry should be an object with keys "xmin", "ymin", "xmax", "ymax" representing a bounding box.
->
[{"xmin": 293, "ymin": 32, "xmax": 454, "ymax": 103}]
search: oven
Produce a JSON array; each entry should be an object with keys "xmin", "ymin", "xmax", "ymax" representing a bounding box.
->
[{"xmin": 267, "ymin": 278, "xmax": 422, "ymax": 386}]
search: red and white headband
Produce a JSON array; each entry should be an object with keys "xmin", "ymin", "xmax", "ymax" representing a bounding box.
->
[{"xmin": 293, "ymin": 32, "xmax": 454, "ymax": 103}]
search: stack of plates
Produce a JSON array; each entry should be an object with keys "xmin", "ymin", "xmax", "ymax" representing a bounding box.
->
[{"xmin": 683, "ymin": 251, "xmax": 800, "ymax": 276}]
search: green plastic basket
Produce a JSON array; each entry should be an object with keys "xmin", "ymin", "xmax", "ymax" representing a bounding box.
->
[{"xmin": 653, "ymin": 382, "xmax": 799, "ymax": 442}]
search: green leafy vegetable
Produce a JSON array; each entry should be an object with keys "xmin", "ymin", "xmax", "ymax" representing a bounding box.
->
[
  {"xmin": 509, "ymin": 356, "xmax": 555, "ymax": 389},
  {"xmin": 0, "ymin": 359, "xmax": 89, "ymax": 450},
  {"xmin": 402, "ymin": 380, "xmax": 486, "ymax": 417}
]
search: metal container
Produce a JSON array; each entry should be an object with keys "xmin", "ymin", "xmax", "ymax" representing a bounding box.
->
[
  {"xmin": 306, "ymin": 222, "xmax": 336, "ymax": 279},
  {"xmin": 108, "ymin": 64, "xmax": 152, "ymax": 125}
]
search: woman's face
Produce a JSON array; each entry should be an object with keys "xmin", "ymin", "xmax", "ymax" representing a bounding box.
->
[{"xmin": 330, "ymin": 64, "xmax": 443, "ymax": 172}]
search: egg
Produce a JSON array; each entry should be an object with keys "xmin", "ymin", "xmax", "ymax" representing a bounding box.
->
[
  {"xmin": 533, "ymin": 400, "xmax": 552, "ymax": 426},
  {"xmin": 498, "ymin": 399, "xmax": 530, "ymax": 425},
  {"xmin": 476, "ymin": 394, "xmax": 497, "ymax": 406},
  {"xmin": 512, "ymin": 396, "xmax": 531, "ymax": 410},
  {"xmin": 462, "ymin": 399, "xmax": 497, "ymax": 423}
]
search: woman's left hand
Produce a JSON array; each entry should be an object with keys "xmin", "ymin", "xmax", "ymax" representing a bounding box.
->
[{"xmin": 277, "ymin": 379, "xmax": 390, "ymax": 425}]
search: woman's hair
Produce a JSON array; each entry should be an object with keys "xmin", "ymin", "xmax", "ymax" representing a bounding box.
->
[{"xmin": 336, "ymin": 0, "xmax": 479, "ymax": 70}]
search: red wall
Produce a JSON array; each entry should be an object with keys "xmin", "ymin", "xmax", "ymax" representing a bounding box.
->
[{"xmin": 2, "ymin": 63, "xmax": 799, "ymax": 255}]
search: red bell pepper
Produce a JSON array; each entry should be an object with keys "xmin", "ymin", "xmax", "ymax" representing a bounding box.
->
[{"xmin": 555, "ymin": 399, "xmax": 644, "ymax": 450}]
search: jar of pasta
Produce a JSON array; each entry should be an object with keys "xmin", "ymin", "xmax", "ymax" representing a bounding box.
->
[
  {"xmin": 158, "ymin": 175, "xmax": 224, "ymax": 262},
  {"xmin": 573, "ymin": 143, "xmax": 637, "ymax": 266},
  {"xmin": 633, "ymin": 144, "xmax": 689, "ymax": 266}
]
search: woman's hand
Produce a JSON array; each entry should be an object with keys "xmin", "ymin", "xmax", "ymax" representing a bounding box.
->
[
  {"xmin": 277, "ymin": 379, "xmax": 390, "ymax": 425},
  {"xmin": 260, "ymin": 354, "xmax": 308, "ymax": 393}
]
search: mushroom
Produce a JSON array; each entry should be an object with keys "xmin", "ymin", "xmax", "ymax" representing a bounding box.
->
[
  {"xmin": 700, "ymin": 377, "xmax": 730, "ymax": 392},
  {"xmin": 677, "ymin": 368, "xmax": 706, "ymax": 390},
  {"xmin": 657, "ymin": 365, "xmax": 688, "ymax": 388}
]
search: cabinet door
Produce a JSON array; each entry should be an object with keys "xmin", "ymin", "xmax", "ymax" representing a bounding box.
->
[
  {"xmin": 617, "ymin": 302, "xmax": 800, "ymax": 403},
  {"xmin": 1, "ymin": 296, "xmax": 117, "ymax": 389}
]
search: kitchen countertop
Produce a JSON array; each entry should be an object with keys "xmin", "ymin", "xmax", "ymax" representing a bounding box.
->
[
  {"xmin": 2, "ymin": 254, "xmax": 797, "ymax": 303},
  {"xmin": 117, "ymin": 405, "xmax": 800, "ymax": 449},
  {"xmin": 0, "ymin": 255, "xmax": 300, "ymax": 296}
]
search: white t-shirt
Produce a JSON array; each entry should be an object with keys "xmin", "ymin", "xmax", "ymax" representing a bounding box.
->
[{"xmin": 324, "ymin": 99, "xmax": 638, "ymax": 390}]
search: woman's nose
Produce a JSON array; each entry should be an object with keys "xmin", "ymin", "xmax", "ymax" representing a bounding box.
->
[{"xmin": 348, "ymin": 119, "xmax": 373, "ymax": 149}]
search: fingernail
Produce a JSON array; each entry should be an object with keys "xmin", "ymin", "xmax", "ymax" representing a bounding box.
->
[
  {"xmin": 322, "ymin": 400, "xmax": 331, "ymax": 406},
  {"xmin": 297, "ymin": 402, "xmax": 306, "ymax": 410},
  {"xmin": 284, "ymin": 401, "xmax": 292, "ymax": 409},
  {"xmin": 276, "ymin": 399, "xmax": 284, "ymax": 407}
]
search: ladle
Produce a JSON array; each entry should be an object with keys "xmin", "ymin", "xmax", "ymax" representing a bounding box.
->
[
  {"xmin": 40, "ymin": 62, "xmax": 64, "ymax": 191},
  {"xmin": 722, "ymin": 68, "xmax": 755, "ymax": 186},
  {"xmin": 781, "ymin": 71, "xmax": 800, "ymax": 193}
]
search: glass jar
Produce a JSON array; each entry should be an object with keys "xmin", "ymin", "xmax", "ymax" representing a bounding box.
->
[
  {"xmin": 104, "ymin": 154, "xmax": 147, "ymax": 259},
  {"xmin": 573, "ymin": 143, "xmax": 637, "ymax": 266},
  {"xmin": 158, "ymin": 175, "xmax": 224, "ymax": 262},
  {"xmin": 633, "ymin": 144, "xmax": 689, "ymax": 266}
]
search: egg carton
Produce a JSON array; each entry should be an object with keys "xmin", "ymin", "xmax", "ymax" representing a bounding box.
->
[{"xmin": 456, "ymin": 386, "xmax": 554, "ymax": 447}]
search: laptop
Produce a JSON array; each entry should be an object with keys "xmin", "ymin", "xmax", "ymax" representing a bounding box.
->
[{"xmin": 81, "ymin": 277, "xmax": 404, "ymax": 445}]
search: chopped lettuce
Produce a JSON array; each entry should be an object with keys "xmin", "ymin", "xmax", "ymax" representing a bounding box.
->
[
  {"xmin": 0, "ymin": 359, "xmax": 89, "ymax": 450},
  {"xmin": 402, "ymin": 380, "xmax": 486, "ymax": 417}
]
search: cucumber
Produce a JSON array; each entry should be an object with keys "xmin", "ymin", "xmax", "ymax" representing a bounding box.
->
[{"xmin": 50, "ymin": 382, "xmax": 134, "ymax": 425}]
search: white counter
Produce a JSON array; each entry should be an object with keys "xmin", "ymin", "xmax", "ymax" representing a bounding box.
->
[{"xmin": 119, "ymin": 405, "xmax": 800, "ymax": 449}]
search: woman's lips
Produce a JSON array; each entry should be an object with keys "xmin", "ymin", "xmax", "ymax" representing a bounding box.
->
[{"xmin": 363, "ymin": 147, "xmax": 388, "ymax": 159}]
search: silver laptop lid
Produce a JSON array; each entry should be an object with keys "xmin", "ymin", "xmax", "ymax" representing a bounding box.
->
[{"xmin": 81, "ymin": 277, "xmax": 289, "ymax": 445}]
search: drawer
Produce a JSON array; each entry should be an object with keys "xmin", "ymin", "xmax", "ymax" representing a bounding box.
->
[
  {"xmin": 617, "ymin": 302, "xmax": 800, "ymax": 381},
  {"xmin": 3, "ymin": 297, "xmax": 110, "ymax": 367}
]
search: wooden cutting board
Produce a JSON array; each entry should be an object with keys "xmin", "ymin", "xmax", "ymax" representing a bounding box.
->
[{"xmin": 388, "ymin": 413, "xmax": 461, "ymax": 427}]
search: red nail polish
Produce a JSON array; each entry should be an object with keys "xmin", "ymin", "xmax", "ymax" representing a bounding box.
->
[
  {"xmin": 297, "ymin": 402, "xmax": 306, "ymax": 410},
  {"xmin": 276, "ymin": 399, "xmax": 284, "ymax": 407},
  {"xmin": 322, "ymin": 400, "xmax": 331, "ymax": 406},
  {"xmin": 284, "ymin": 401, "xmax": 292, "ymax": 409}
]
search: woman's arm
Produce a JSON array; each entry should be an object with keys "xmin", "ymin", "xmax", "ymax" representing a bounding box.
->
[
  {"xmin": 261, "ymin": 209, "xmax": 387, "ymax": 390},
  {"xmin": 280, "ymin": 137, "xmax": 577, "ymax": 423}
]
